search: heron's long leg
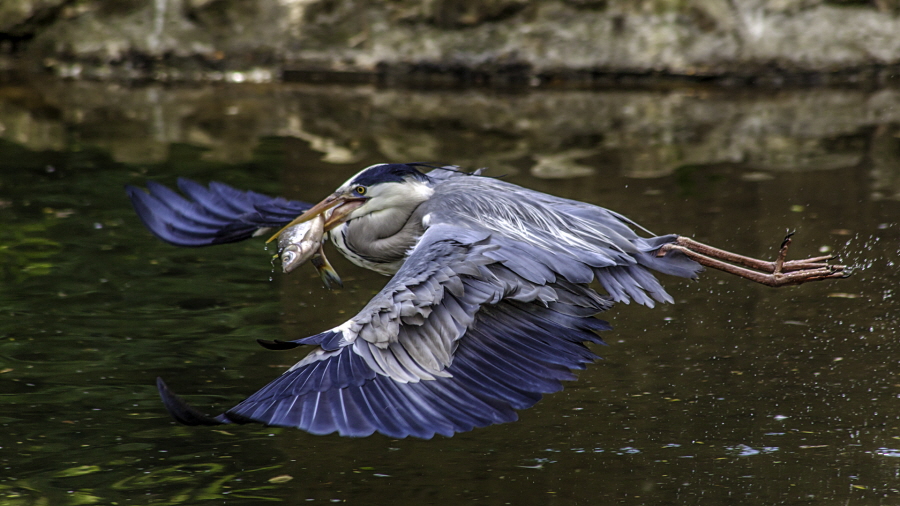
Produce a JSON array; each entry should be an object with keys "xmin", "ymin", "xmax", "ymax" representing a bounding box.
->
[{"xmin": 658, "ymin": 233, "xmax": 848, "ymax": 287}]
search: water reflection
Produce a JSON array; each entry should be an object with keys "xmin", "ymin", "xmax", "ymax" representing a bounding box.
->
[
  {"xmin": 3, "ymin": 77, "xmax": 900, "ymax": 193},
  {"xmin": 0, "ymin": 77, "xmax": 899, "ymax": 505}
]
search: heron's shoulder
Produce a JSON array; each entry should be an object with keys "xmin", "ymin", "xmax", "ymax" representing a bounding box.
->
[
  {"xmin": 423, "ymin": 176, "xmax": 571, "ymax": 218},
  {"xmin": 428, "ymin": 175, "xmax": 545, "ymax": 205}
]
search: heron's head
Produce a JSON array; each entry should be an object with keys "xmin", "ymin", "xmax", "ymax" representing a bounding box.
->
[{"xmin": 268, "ymin": 163, "xmax": 434, "ymax": 242}]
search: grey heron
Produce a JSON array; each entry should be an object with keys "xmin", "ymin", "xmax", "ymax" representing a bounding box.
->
[{"xmin": 127, "ymin": 163, "xmax": 846, "ymax": 438}]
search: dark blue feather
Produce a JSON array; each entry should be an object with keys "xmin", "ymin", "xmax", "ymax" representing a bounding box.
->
[
  {"xmin": 479, "ymin": 311, "xmax": 599, "ymax": 367},
  {"xmin": 176, "ymin": 179, "xmax": 253, "ymax": 219},
  {"xmin": 171, "ymin": 294, "xmax": 609, "ymax": 438},
  {"xmin": 448, "ymin": 362, "xmax": 542, "ymax": 410},
  {"xmin": 368, "ymin": 377, "xmax": 453, "ymax": 439},
  {"xmin": 352, "ymin": 381, "xmax": 416, "ymax": 438},
  {"xmin": 127, "ymin": 186, "xmax": 232, "ymax": 246},
  {"xmin": 342, "ymin": 386, "xmax": 391, "ymax": 437},
  {"xmin": 350, "ymin": 163, "xmax": 432, "ymax": 187},
  {"xmin": 295, "ymin": 330, "xmax": 343, "ymax": 350},
  {"xmin": 145, "ymin": 181, "xmax": 232, "ymax": 228},
  {"xmin": 126, "ymin": 179, "xmax": 310, "ymax": 246}
]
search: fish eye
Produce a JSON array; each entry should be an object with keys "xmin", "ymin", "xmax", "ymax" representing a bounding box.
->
[{"xmin": 354, "ymin": 186, "xmax": 367, "ymax": 195}]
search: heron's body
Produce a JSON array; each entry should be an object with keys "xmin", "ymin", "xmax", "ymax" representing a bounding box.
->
[{"xmin": 128, "ymin": 163, "xmax": 845, "ymax": 438}]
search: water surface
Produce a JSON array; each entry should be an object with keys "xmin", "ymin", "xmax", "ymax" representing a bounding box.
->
[{"xmin": 0, "ymin": 78, "xmax": 898, "ymax": 505}]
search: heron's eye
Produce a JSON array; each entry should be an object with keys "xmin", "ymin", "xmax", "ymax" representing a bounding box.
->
[{"xmin": 354, "ymin": 186, "xmax": 367, "ymax": 196}]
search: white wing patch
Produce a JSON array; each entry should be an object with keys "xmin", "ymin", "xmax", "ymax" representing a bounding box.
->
[{"xmin": 473, "ymin": 198, "xmax": 628, "ymax": 258}]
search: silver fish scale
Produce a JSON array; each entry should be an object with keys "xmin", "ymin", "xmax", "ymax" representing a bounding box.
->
[{"xmin": 278, "ymin": 214, "xmax": 325, "ymax": 273}]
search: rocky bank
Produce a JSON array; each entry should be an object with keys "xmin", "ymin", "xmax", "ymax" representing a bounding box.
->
[{"xmin": 1, "ymin": 0, "xmax": 900, "ymax": 84}]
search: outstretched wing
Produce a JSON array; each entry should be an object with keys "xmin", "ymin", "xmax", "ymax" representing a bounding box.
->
[
  {"xmin": 157, "ymin": 223, "xmax": 616, "ymax": 438},
  {"xmin": 126, "ymin": 179, "xmax": 310, "ymax": 246}
]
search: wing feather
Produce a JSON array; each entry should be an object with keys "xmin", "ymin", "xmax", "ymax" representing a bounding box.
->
[
  {"xmin": 127, "ymin": 179, "xmax": 309, "ymax": 246},
  {"xmin": 158, "ymin": 222, "xmax": 621, "ymax": 437}
]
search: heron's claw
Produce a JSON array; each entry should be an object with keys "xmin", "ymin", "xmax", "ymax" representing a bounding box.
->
[{"xmin": 780, "ymin": 230, "xmax": 796, "ymax": 250}]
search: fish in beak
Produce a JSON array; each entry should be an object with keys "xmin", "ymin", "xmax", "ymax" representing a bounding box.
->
[
  {"xmin": 267, "ymin": 190, "xmax": 366, "ymax": 287},
  {"xmin": 274, "ymin": 213, "xmax": 343, "ymax": 289},
  {"xmin": 267, "ymin": 191, "xmax": 368, "ymax": 244},
  {"xmin": 277, "ymin": 214, "xmax": 325, "ymax": 274}
]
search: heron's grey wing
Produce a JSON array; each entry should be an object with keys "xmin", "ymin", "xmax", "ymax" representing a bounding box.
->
[
  {"xmin": 157, "ymin": 223, "xmax": 613, "ymax": 438},
  {"xmin": 126, "ymin": 179, "xmax": 310, "ymax": 246},
  {"xmin": 423, "ymin": 176, "xmax": 703, "ymax": 306}
]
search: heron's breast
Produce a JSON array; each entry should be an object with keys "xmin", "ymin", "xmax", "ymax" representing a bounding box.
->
[{"xmin": 328, "ymin": 224, "xmax": 405, "ymax": 276}]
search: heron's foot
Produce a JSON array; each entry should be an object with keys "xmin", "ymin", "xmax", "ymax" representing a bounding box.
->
[{"xmin": 659, "ymin": 232, "xmax": 849, "ymax": 287}]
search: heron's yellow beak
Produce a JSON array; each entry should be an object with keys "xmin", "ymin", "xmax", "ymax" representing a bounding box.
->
[{"xmin": 266, "ymin": 192, "xmax": 367, "ymax": 243}]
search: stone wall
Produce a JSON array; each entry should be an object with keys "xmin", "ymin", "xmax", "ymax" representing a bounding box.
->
[{"xmin": 2, "ymin": 0, "xmax": 900, "ymax": 82}]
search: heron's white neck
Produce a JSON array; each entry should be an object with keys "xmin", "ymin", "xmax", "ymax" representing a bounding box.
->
[{"xmin": 330, "ymin": 180, "xmax": 433, "ymax": 274}]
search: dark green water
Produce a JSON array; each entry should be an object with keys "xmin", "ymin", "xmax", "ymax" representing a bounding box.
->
[{"xmin": 1, "ymin": 78, "xmax": 899, "ymax": 505}]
